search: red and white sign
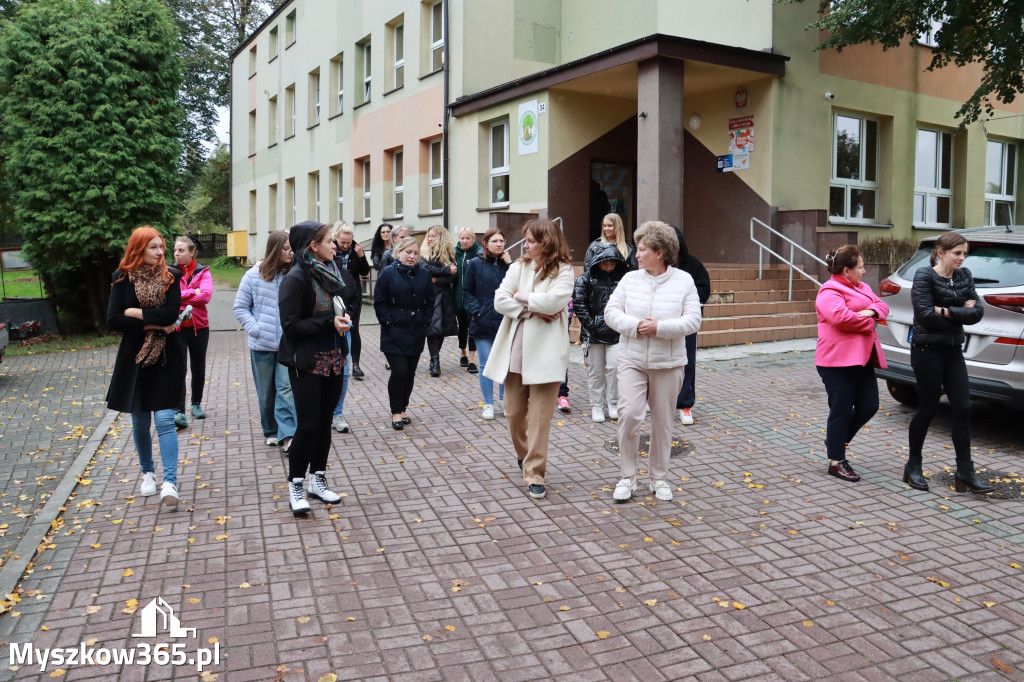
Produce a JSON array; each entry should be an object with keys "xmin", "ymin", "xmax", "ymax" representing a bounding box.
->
[
  {"xmin": 735, "ymin": 86, "xmax": 749, "ymax": 113},
  {"xmin": 729, "ymin": 116, "xmax": 754, "ymax": 130}
]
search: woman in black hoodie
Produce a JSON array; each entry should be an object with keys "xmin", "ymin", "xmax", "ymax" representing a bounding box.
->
[
  {"xmin": 278, "ymin": 222, "xmax": 352, "ymax": 516},
  {"xmin": 906, "ymin": 231, "xmax": 991, "ymax": 494}
]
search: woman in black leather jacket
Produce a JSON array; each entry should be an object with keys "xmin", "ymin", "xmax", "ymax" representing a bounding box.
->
[{"xmin": 907, "ymin": 231, "xmax": 991, "ymax": 494}]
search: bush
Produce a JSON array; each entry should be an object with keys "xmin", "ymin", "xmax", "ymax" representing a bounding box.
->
[
  {"xmin": 211, "ymin": 255, "xmax": 242, "ymax": 269},
  {"xmin": 859, "ymin": 238, "xmax": 921, "ymax": 271}
]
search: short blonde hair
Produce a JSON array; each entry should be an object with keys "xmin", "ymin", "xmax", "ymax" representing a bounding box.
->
[
  {"xmin": 458, "ymin": 226, "xmax": 475, "ymax": 239},
  {"xmin": 634, "ymin": 221, "xmax": 678, "ymax": 266},
  {"xmin": 332, "ymin": 221, "xmax": 353, "ymax": 239}
]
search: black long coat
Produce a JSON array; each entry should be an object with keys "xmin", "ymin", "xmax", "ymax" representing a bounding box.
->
[
  {"xmin": 423, "ymin": 257, "xmax": 458, "ymax": 337},
  {"xmin": 374, "ymin": 261, "xmax": 434, "ymax": 356},
  {"xmin": 105, "ymin": 269, "xmax": 184, "ymax": 413}
]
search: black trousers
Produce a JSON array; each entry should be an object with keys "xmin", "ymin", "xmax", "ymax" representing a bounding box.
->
[
  {"xmin": 350, "ymin": 305, "xmax": 362, "ymax": 365},
  {"xmin": 676, "ymin": 332, "xmax": 698, "ymax": 409},
  {"xmin": 177, "ymin": 326, "xmax": 210, "ymax": 411},
  {"xmin": 909, "ymin": 344, "xmax": 972, "ymax": 466},
  {"xmin": 456, "ymin": 310, "xmax": 475, "ymax": 352},
  {"xmin": 427, "ymin": 335, "xmax": 444, "ymax": 361},
  {"xmin": 287, "ymin": 367, "xmax": 344, "ymax": 480},
  {"xmin": 385, "ymin": 352, "xmax": 421, "ymax": 414},
  {"xmin": 816, "ymin": 364, "xmax": 879, "ymax": 461}
]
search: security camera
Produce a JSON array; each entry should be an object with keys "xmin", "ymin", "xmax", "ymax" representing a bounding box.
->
[{"xmin": 824, "ymin": 92, "xmax": 835, "ymax": 100}]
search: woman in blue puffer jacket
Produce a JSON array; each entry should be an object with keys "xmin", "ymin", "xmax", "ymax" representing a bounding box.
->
[
  {"xmin": 233, "ymin": 231, "xmax": 298, "ymax": 452},
  {"xmin": 462, "ymin": 228, "xmax": 511, "ymax": 420}
]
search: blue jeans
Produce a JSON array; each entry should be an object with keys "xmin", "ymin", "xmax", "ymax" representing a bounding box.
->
[
  {"xmin": 132, "ymin": 409, "xmax": 178, "ymax": 485},
  {"xmin": 333, "ymin": 331, "xmax": 352, "ymax": 417},
  {"xmin": 250, "ymin": 350, "xmax": 297, "ymax": 440},
  {"xmin": 474, "ymin": 337, "xmax": 504, "ymax": 405}
]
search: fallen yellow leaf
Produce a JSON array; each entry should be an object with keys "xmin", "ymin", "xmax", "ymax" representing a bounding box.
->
[
  {"xmin": 215, "ymin": 534, "xmax": 229, "ymax": 540},
  {"xmin": 297, "ymin": 616, "xmax": 310, "ymax": 623},
  {"xmin": 983, "ymin": 601, "xmax": 997, "ymax": 608},
  {"xmin": 49, "ymin": 670, "xmax": 66, "ymax": 678},
  {"xmin": 733, "ymin": 602, "xmax": 746, "ymax": 610},
  {"xmin": 802, "ymin": 620, "xmax": 814, "ymax": 627},
  {"xmin": 445, "ymin": 625, "xmax": 456, "ymax": 632},
  {"xmin": 187, "ymin": 598, "xmax": 201, "ymax": 604},
  {"xmin": 644, "ymin": 599, "xmax": 658, "ymax": 606},
  {"xmin": 239, "ymin": 582, "xmax": 251, "ymax": 589},
  {"xmin": 122, "ymin": 568, "xmax": 134, "ymax": 578},
  {"xmin": 596, "ymin": 631, "xmax": 610, "ymax": 639}
]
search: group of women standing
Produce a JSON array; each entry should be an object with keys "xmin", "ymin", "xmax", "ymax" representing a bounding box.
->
[{"xmin": 813, "ymin": 232, "xmax": 992, "ymax": 494}]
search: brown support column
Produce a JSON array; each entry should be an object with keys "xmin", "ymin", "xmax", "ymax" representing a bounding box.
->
[{"xmin": 636, "ymin": 57, "xmax": 685, "ymax": 228}]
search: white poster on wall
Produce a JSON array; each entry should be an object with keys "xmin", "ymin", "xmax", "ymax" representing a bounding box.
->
[{"xmin": 518, "ymin": 100, "xmax": 539, "ymax": 156}]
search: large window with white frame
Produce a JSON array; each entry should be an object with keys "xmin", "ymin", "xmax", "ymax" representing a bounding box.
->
[
  {"xmin": 362, "ymin": 41, "xmax": 372, "ymax": 103},
  {"xmin": 284, "ymin": 84, "xmax": 296, "ymax": 138},
  {"xmin": 268, "ymin": 183, "xmax": 278, "ymax": 230},
  {"xmin": 429, "ymin": 138, "xmax": 443, "ymax": 212},
  {"xmin": 361, "ymin": 159, "xmax": 371, "ymax": 220},
  {"xmin": 914, "ymin": 128, "xmax": 953, "ymax": 228},
  {"xmin": 985, "ymin": 139, "xmax": 1017, "ymax": 226},
  {"xmin": 392, "ymin": 149, "xmax": 404, "ymax": 217},
  {"xmin": 329, "ymin": 54, "xmax": 343, "ymax": 116},
  {"xmin": 309, "ymin": 171, "xmax": 320, "ymax": 222},
  {"xmin": 249, "ymin": 190, "xmax": 257, "ymax": 234},
  {"xmin": 285, "ymin": 177, "xmax": 296, "ymax": 225},
  {"xmin": 392, "ymin": 22, "xmax": 405, "ymax": 89},
  {"xmin": 830, "ymin": 113, "xmax": 878, "ymax": 222},
  {"xmin": 489, "ymin": 121, "xmax": 509, "ymax": 206},
  {"xmin": 268, "ymin": 95, "xmax": 278, "ymax": 145},
  {"xmin": 308, "ymin": 69, "xmax": 320, "ymax": 126},
  {"xmin": 248, "ymin": 110, "xmax": 256, "ymax": 156},
  {"xmin": 269, "ymin": 26, "xmax": 279, "ymax": 61},
  {"xmin": 285, "ymin": 10, "xmax": 296, "ymax": 47},
  {"xmin": 331, "ymin": 164, "xmax": 343, "ymax": 221},
  {"xmin": 430, "ymin": 1, "xmax": 444, "ymax": 72}
]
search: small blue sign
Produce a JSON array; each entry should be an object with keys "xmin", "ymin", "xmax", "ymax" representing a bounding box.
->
[{"xmin": 716, "ymin": 154, "xmax": 733, "ymax": 172}]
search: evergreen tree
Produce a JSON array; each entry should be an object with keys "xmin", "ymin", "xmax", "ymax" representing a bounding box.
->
[{"xmin": 0, "ymin": 0, "xmax": 183, "ymax": 331}]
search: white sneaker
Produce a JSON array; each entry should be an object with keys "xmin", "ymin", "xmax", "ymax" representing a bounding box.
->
[
  {"xmin": 481, "ymin": 403, "xmax": 495, "ymax": 420},
  {"xmin": 140, "ymin": 472, "xmax": 156, "ymax": 496},
  {"xmin": 613, "ymin": 477, "xmax": 637, "ymax": 501},
  {"xmin": 308, "ymin": 471, "xmax": 341, "ymax": 503},
  {"xmin": 332, "ymin": 414, "xmax": 350, "ymax": 433},
  {"xmin": 280, "ymin": 436, "xmax": 293, "ymax": 454},
  {"xmin": 266, "ymin": 437, "xmax": 279, "ymax": 446},
  {"xmin": 160, "ymin": 482, "xmax": 178, "ymax": 507},
  {"xmin": 607, "ymin": 404, "xmax": 619, "ymax": 421},
  {"xmin": 592, "ymin": 406, "xmax": 605, "ymax": 423},
  {"xmin": 650, "ymin": 479, "xmax": 673, "ymax": 501},
  {"xmin": 679, "ymin": 408, "xmax": 694, "ymax": 426},
  {"xmin": 289, "ymin": 478, "xmax": 310, "ymax": 516}
]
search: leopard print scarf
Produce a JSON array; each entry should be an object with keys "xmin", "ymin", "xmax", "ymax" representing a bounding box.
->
[{"xmin": 128, "ymin": 265, "xmax": 168, "ymax": 367}]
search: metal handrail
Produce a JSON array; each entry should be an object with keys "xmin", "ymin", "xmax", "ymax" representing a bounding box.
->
[
  {"xmin": 750, "ymin": 217, "xmax": 825, "ymax": 301},
  {"xmin": 506, "ymin": 216, "xmax": 563, "ymax": 259}
]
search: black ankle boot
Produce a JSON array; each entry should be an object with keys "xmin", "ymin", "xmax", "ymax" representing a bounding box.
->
[
  {"xmin": 903, "ymin": 461, "xmax": 928, "ymax": 491},
  {"xmin": 429, "ymin": 357, "xmax": 441, "ymax": 377},
  {"xmin": 954, "ymin": 468, "xmax": 994, "ymax": 494}
]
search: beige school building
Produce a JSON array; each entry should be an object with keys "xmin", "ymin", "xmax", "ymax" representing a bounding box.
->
[{"xmin": 229, "ymin": 0, "xmax": 1024, "ymax": 264}]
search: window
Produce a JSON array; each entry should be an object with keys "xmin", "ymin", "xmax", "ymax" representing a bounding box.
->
[
  {"xmin": 917, "ymin": 18, "xmax": 943, "ymax": 47},
  {"xmin": 362, "ymin": 41, "xmax": 372, "ymax": 102},
  {"xmin": 285, "ymin": 177, "xmax": 296, "ymax": 225},
  {"xmin": 362, "ymin": 158, "xmax": 371, "ymax": 220},
  {"xmin": 914, "ymin": 128, "xmax": 953, "ymax": 227},
  {"xmin": 309, "ymin": 171, "xmax": 320, "ymax": 222},
  {"xmin": 986, "ymin": 140, "xmax": 1017, "ymax": 225},
  {"xmin": 269, "ymin": 26, "xmax": 279, "ymax": 60},
  {"xmin": 249, "ymin": 190, "xmax": 257, "ymax": 234},
  {"xmin": 829, "ymin": 113, "xmax": 878, "ymax": 222},
  {"xmin": 248, "ymin": 46, "xmax": 257, "ymax": 78},
  {"xmin": 430, "ymin": 1, "xmax": 444, "ymax": 72},
  {"xmin": 268, "ymin": 183, "xmax": 278, "ymax": 230},
  {"xmin": 284, "ymin": 85, "xmax": 295, "ymax": 137},
  {"xmin": 392, "ymin": 22, "xmax": 405, "ymax": 89},
  {"xmin": 489, "ymin": 121, "xmax": 510, "ymax": 206},
  {"xmin": 268, "ymin": 95, "xmax": 278, "ymax": 145},
  {"xmin": 285, "ymin": 10, "xmax": 296, "ymax": 47},
  {"xmin": 308, "ymin": 68, "xmax": 320, "ymax": 126},
  {"xmin": 329, "ymin": 54, "xmax": 343, "ymax": 116},
  {"xmin": 429, "ymin": 138, "xmax": 443, "ymax": 212},
  {"xmin": 331, "ymin": 165, "xmax": 344, "ymax": 221},
  {"xmin": 248, "ymin": 110, "xmax": 256, "ymax": 156},
  {"xmin": 392, "ymin": 149, "xmax": 404, "ymax": 217}
]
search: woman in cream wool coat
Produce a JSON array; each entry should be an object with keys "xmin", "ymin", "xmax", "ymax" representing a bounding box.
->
[
  {"xmin": 483, "ymin": 219, "xmax": 574, "ymax": 500},
  {"xmin": 605, "ymin": 221, "xmax": 702, "ymax": 503}
]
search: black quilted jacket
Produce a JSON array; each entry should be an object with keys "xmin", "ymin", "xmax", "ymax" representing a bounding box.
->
[{"xmin": 911, "ymin": 266, "xmax": 984, "ymax": 347}]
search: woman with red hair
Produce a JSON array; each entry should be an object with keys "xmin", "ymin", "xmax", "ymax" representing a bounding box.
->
[{"xmin": 106, "ymin": 226, "xmax": 186, "ymax": 507}]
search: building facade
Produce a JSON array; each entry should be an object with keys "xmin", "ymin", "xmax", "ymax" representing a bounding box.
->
[{"xmin": 230, "ymin": 0, "xmax": 1024, "ymax": 263}]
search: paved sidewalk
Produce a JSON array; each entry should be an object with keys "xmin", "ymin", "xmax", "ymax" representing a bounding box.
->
[{"xmin": 1, "ymin": 327, "xmax": 1022, "ymax": 681}]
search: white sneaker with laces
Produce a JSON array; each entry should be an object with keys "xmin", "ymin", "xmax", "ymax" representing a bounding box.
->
[
  {"xmin": 607, "ymin": 404, "xmax": 619, "ymax": 421},
  {"xmin": 308, "ymin": 471, "xmax": 341, "ymax": 503},
  {"xmin": 140, "ymin": 472, "xmax": 156, "ymax": 497},
  {"xmin": 679, "ymin": 408, "xmax": 694, "ymax": 425},
  {"xmin": 289, "ymin": 478, "xmax": 310, "ymax": 516},
  {"xmin": 592, "ymin": 406, "xmax": 605, "ymax": 423},
  {"xmin": 266, "ymin": 437, "xmax": 279, "ymax": 446},
  {"xmin": 332, "ymin": 414, "xmax": 350, "ymax": 433},
  {"xmin": 613, "ymin": 477, "xmax": 637, "ymax": 501},
  {"xmin": 160, "ymin": 481, "xmax": 178, "ymax": 507},
  {"xmin": 650, "ymin": 479, "xmax": 673, "ymax": 501},
  {"xmin": 481, "ymin": 403, "xmax": 495, "ymax": 420}
]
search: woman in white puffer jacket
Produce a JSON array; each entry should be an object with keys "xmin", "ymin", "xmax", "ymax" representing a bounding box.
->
[{"xmin": 604, "ymin": 221, "xmax": 702, "ymax": 503}]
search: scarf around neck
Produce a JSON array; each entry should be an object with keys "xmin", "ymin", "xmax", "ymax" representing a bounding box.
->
[
  {"xmin": 303, "ymin": 250, "xmax": 345, "ymax": 313},
  {"xmin": 128, "ymin": 264, "xmax": 169, "ymax": 367}
]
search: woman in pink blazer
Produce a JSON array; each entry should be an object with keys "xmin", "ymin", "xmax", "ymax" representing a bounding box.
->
[
  {"xmin": 815, "ymin": 245, "xmax": 888, "ymax": 483},
  {"xmin": 172, "ymin": 235, "xmax": 214, "ymax": 430}
]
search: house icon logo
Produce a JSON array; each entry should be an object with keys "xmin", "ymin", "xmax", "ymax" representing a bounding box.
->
[{"xmin": 131, "ymin": 597, "xmax": 197, "ymax": 639}]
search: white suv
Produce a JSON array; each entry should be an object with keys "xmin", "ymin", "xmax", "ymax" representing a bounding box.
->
[{"xmin": 875, "ymin": 226, "xmax": 1024, "ymax": 406}]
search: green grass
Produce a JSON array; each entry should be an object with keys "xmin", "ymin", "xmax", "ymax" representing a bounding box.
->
[
  {"xmin": 4, "ymin": 332, "xmax": 120, "ymax": 357},
  {"xmin": 207, "ymin": 260, "xmax": 250, "ymax": 288},
  {"xmin": 1, "ymin": 269, "xmax": 44, "ymax": 299}
]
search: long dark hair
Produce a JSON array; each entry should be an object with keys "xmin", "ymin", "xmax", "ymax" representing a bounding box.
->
[
  {"xmin": 930, "ymin": 231, "xmax": 968, "ymax": 266},
  {"xmin": 259, "ymin": 231, "xmax": 293, "ymax": 281},
  {"xmin": 370, "ymin": 223, "xmax": 393, "ymax": 264}
]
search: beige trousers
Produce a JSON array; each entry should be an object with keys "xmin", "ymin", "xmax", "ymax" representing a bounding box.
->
[
  {"xmin": 616, "ymin": 364, "xmax": 686, "ymax": 480},
  {"xmin": 503, "ymin": 372, "xmax": 561, "ymax": 485}
]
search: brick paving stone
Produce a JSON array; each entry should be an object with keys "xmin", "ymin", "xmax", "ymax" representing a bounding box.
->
[{"xmin": 1, "ymin": 331, "xmax": 1023, "ymax": 680}]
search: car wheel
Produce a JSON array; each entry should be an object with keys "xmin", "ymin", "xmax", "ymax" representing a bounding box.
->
[{"xmin": 886, "ymin": 380, "xmax": 919, "ymax": 407}]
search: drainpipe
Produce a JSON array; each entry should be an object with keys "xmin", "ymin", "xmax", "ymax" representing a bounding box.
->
[{"xmin": 441, "ymin": 0, "xmax": 450, "ymax": 229}]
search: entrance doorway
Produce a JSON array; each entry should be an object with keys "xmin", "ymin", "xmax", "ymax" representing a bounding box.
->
[{"xmin": 591, "ymin": 161, "xmax": 636, "ymax": 243}]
